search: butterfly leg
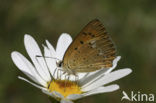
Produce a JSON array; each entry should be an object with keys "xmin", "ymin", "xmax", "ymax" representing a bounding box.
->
[
  {"xmin": 75, "ymin": 75, "xmax": 79, "ymax": 85},
  {"xmin": 52, "ymin": 68, "xmax": 57, "ymax": 80},
  {"xmin": 55, "ymin": 68, "xmax": 62, "ymax": 80},
  {"xmin": 64, "ymin": 74, "xmax": 70, "ymax": 92}
]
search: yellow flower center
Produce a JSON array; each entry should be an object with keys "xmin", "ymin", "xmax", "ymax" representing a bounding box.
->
[{"xmin": 47, "ymin": 80, "xmax": 82, "ymax": 97}]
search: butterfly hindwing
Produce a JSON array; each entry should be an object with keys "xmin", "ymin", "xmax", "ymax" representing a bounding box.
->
[{"xmin": 63, "ymin": 19, "xmax": 116, "ymax": 73}]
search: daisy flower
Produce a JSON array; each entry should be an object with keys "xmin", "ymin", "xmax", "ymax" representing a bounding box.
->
[{"xmin": 11, "ymin": 34, "xmax": 132, "ymax": 103}]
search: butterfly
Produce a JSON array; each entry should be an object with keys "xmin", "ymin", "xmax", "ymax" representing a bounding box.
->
[{"xmin": 58, "ymin": 19, "xmax": 116, "ymax": 75}]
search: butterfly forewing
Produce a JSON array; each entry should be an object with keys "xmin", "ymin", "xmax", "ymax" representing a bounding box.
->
[{"xmin": 63, "ymin": 19, "xmax": 116, "ymax": 74}]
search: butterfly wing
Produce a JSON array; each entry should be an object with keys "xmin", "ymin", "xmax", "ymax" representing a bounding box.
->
[{"xmin": 63, "ymin": 19, "xmax": 116, "ymax": 73}]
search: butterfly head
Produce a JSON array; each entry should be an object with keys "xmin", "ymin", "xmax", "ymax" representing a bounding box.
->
[
  {"xmin": 56, "ymin": 60, "xmax": 63, "ymax": 68},
  {"xmin": 56, "ymin": 60, "xmax": 77, "ymax": 76}
]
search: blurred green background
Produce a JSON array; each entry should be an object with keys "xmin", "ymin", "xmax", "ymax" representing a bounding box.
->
[{"xmin": 0, "ymin": 0, "xmax": 156, "ymax": 103}]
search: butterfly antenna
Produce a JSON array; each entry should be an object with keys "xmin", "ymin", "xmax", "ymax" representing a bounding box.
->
[
  {"xmin": 53, "ymin": 68, "xmax": 57, "ymax": 81},
  {"xmin": 35, "ymin": 55, "xmax": 55, "ymax": 80},
  {"xmin": 36, "ymin": 55, "xmax": 60, "ymax": 61}
]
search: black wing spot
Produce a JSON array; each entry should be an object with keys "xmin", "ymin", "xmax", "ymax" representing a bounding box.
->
[
  {"xmin": 88, "ymin": 32, "xmax": 92, "ymax": 35},
  {"xmin": 90, "ymin": 64, "xmax": 93, "ymax": 67},
  {"xmin": 80, "ymin": 41, "xmax": 84, "ymax": 44},
  {"xmin": 74, "ymin": 47, "xmax": 78, "ymax": 50},
  {"xmin": 90, "ymin": 46, "xmax": 93, "ymax": 48},
  {"xmin": 88, "ymin": 32, "xmax": 95, "ymax": 38},
  {"xmin": 82, "ymin": 32, "xmax": 87, "ymax": 35},
  {"xmin": 98, "ymin": 24, "xmax": 103, "ymax": 27},
  {"xmin": 91, "ymin": 35, "xmax": 95, "ymax": 37}
]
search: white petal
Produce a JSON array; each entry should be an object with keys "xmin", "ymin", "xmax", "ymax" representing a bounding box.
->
[
  {"xmin": 79, "ymin": 70, "xmax": 104, "ymax": 83},
  {"xmin": 60, "ymin": 99, "xmax": 73, "ymax": 103},
  {"xmin": 67, "ymin": 94, "xmax": 83, "ymax": 100},
  {"xmin": 104, "ymin": 56, "xmax": 121, "ymax": 74},
  {"xmin": 24, "ymin": 34, "xmax": 51, "ymax": 81},
  {"xmin": 45, "ymin": 40, "xmax": 56, "ymax": 57},
  {"xmin": 18, "ymin": 76, "xmax": 47, "ymax": 90},
  {"xmin": 57, "ymin": 71, "xmax": 87, "ymax": 81},
  {"xmin": 79, "ymin": 56, "xmax": 121, "ymax": 87},
  {"xmin": 42, "ymin": 89, "xmax": 63, "ymax": 99},
  {"xmin": 11, "ymin": 52, "xmax": 32, "ymax": 75},
  {"xmin": 82, "ymin": 84, "xmax": 119, "ymax": 97},
  {"xmin": 56, "ymin": 33, "xmax": 72, "ymax": 60},
  {"xmin": 79, "ymin": 69, "xmax": 108, "ymax": 86},
  {"xmin": 82, "ymin": 69, "xmax": 132, "ymax": 91},
  {"xmin": 53, "ymin": 91, "xmax": 64, "ymax": 98},
  {"xmin": 21, "ymin": 71, "xmax": 38, "ymax": 83},
  {"xmin": 11, "ymin": 51, "xmax": 47, "ymax": 86},
  {"xmin": 43, "ymin": 45, "xmax": 57, "ymax": 78},
  {"xmin": 67, "ymin": 85, "xmax": 119, "ymax": 100},
  {"xmin": 77, "ymin": 73, "xmax": 87, "ymax": 79}
]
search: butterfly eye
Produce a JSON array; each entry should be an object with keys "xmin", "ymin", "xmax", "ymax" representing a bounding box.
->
[{"xmin": 56, "ymin": 61, "xmax": 63, "ymax": 67}]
